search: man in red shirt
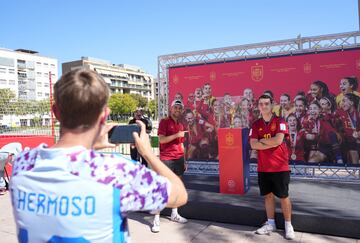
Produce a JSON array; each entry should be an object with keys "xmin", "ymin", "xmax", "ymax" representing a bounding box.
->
[
  {"xmin": 250, "ymin": 94, "xmax": 295, "ymax": 240},
  {"xmin": 152, "ymin": 99, "xmax": 188, "ymax": 233}
]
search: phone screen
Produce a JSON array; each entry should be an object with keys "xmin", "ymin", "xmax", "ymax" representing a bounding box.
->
[{"xmin": 108, "ymin": 124, "xmax": 141, "ymax": 144}]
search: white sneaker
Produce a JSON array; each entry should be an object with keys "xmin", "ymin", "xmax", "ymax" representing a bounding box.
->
[
  {"xmin": 170, "ymin": 213, "xmax": 188, "ymax": 224},
  {"xmin": 285, "ymin": 225, "xmax": 295, "ymax": 240},
  {"xmin": 151, "ymin": 219, "xmax": 160, "ymax": 233},
  {"xmin": 255, "ymin": 222, "xmax": 276, "ymax": 235}
]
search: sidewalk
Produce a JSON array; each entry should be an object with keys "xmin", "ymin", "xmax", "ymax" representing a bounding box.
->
[{"xmin": 1, "ymin": 193, "xmax": 358, "ymax": 243}]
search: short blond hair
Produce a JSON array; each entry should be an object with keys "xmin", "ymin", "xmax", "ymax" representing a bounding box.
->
[{"xmin": 54, "ymin": 69, "xmax": 109, "ymax": 129}]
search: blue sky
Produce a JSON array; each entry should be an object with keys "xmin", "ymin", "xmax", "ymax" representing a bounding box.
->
[{"xmin": 0, "ymin": 0, "xmax": 358, "ymax": 75}]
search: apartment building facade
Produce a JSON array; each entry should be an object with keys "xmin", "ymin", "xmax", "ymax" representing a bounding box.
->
[
  {"xmin": 0, "ymin": 48, "xmax": 58, "ymax": 127},
  {"xmin": 62, "ymin": 57, "xmax": 156, "ymax": 101},
  {"xmin": 0, "ymin": 48, "xmax": 58, "ymax": 100}
]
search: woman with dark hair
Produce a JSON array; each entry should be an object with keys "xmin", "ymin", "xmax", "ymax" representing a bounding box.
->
[
  {"xmin": 306, "ymin": 80, "xmax": 331, "ymax": 104},
  {"xmin": 294, "ymin": 97, "xmax": 307, "ymax": 122},
  {"xmin": 286, "ymin": 114, "xmax": 305, "ymax": 162},
  {"xmin": 301, "ymin": 101, "xmax": 343, "ymax": 163},
  {"xmin": 183, "ymin": 109, "xmax": 214, "ymax": 160},
  {"xmin": 319, "ymin": 96, "xmax": 341, "ymax": 129},
  {"xmin": 274, "ymin": 93, "xmax": 295, "ymax": 120},
  {"xmin": 193, "ymin": 87, "xmax": 210, "ymax": 119},
  {"xmin": 235, "ymin": 97, "xmax": 254, "ymax": 128},
  {"xmin": 336, "ymin": 76, "xmax": 360, "ymax": 107},
  {"xmin": 336, "ymin": 93, "xmax": 360, "ymax": 164},
  {"xmin": 293, "ymin": 91, "xmax": 306, "ymax": 102}
]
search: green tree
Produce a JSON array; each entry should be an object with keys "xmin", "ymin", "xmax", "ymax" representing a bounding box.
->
[
  {"xmin": 130, "ymin": 93, "xmax": 148, "ymax": 108},
  {"xmin": 108, "ymin": 93, "xmax": 138, "ymax": 114},
  {"xmin": 0, "ymin": 89, "xmax": 16, "ymax": 115},
  {"xmin": 148, "ymin": 99, "xmax": 158, "ymax": 119},
  {"xmin": 33, "ymin": 99, "xmax": 51, "ymax": 126},
  {"xmin": 14, "ymin": 99, "xmax": 33, "ymax": 116}
]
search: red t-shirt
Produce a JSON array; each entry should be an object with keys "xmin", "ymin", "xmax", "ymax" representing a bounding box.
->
[
  {"xmin": 250, "ymin": 116, "xmax": 290, "ymax": 172},
  {"xmin": 186, "ymin": 122, "xmax": 205, "ymax": 145},
  {"xmin": 288, "ymin": 131, "xmax": 305, "ymax": 161},
  {"xmin": 336, "ymin": 109, "xmax": 360, "ymax": 140},
  {"xmin": 158, "ymin": 116, "xmax": 185, "ymax": 160}
]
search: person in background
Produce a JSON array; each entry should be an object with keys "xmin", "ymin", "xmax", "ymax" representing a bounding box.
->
[
  {"xmin": 336, "ymin": 76, "xmax": 360, "ymax": 107},
  {"xmin": 129, "ymin": 108, "xmax": 153, "ymax": 167},
  {"xmin": 174, "ymin": 92, "xmax": 184, "ymax": 102},
  {"xmin": 202, "ymin": 83, "xmax": 216, "ymax": 109},
  {"xmin": 243, "ymin": 88, "xmax": 256, "ymax": 111},
  {"xmin": 294, "ymin": 97, "xmax": 307, "ymax": 123},
  {"xmin": 274, "ymin": 94, "xmax": 295, "ymax": 120},
  {"xmin": 10, "ymin": 69, "xmax": 187, "ymax": 243},
  {"xmin": 286, "ymin": 114, "xmax": 305, "ymax": 162},
  {"xmin": 306, "ymin": 80, "xmax": 331, "ymax": 104},
  {"xmin": 301, "ymin": 101, "xmax": 343, "ymax": 164},
  {"xmin": 337, "ymin": 93, "xmax": 360, "ymax": 164},
  {"xmin": 151, "ymin": 99, "xmax": 188, "ymax": 233}
]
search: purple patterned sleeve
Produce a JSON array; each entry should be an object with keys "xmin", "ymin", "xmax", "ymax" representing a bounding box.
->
[
  {"xmin": 118, "ymin": 162, "xmax": 171, "ymax": 213},
  {"xmin": 61, "ymin": 150, "xmax": 171, "ymax": 213}
]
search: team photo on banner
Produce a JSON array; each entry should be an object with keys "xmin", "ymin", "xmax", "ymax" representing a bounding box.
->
[{"xmin": 168, "ymin": 48, "xmax": 360, "ymax": 166}]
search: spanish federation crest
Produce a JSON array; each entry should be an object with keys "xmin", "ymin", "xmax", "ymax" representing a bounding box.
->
[
  {"xmin": 225, "ymin": 132, "xmax": 234, "ymax": 146},
  {"xmin": 356, "ymin": 59, "xmax": 360, "ymax": 70},
  {"xmin": 251, "ymin": 64, "xmax": 263, "ymax": 82},
  {"xmin": 304, "ymin": 62, "xmax": 312, "ymax": 73}
]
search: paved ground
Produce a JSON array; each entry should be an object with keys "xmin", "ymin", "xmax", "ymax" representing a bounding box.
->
[{"xmin": 0, "ymin": 193, "xmax": 358, "ymax": 243}]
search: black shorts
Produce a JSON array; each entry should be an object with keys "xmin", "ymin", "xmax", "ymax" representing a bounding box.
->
[
  {"xmin": 258, "ymin": 171, "xmax": 290, "ymax": 198},
  {"xmin": 163, "ymin": 157, "xmax": 185, "ymax": 176}
]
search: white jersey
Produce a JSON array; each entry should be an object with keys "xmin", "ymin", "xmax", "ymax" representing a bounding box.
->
[{"xmin": 10, "ymin": 144, "xmax": 170, "ymax": 243}]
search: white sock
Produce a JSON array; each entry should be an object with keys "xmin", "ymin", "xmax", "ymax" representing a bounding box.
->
[
  {"xmin": 285, "ymin": 221, "xmax": 293, "ymax": 230},
  {"xmin": 267, "ymin": 218, "xmax": 275, "ymax": 226},
  {"xmin": 154, "ymin": 214, "xmax": 160, "ymax": 222},
  {"xmin": 171, "ymin": 208, "xmax": 178, "ymax": 216}
]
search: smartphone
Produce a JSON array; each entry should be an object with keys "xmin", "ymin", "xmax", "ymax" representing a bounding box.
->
[{"xmin": 108, "ymin": 124, "xmax": 141, "ymax": 144}]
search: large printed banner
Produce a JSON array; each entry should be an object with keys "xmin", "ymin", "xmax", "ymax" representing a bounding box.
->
[{"xmin": 169, "ymin": 48, "xmax": 360, "ymax": 166}]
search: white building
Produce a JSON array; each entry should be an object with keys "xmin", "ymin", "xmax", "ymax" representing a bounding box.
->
[
  {"xmin": 0, "ymin": 48, "xmax": 58, "ymax": 128},
  {"xmin": 62, "ymin": 57, "xmax": 156, "ymax": 100},
  {"xmin": 0, "ymin": 48, "xmax": 58, "ymax": 100}
]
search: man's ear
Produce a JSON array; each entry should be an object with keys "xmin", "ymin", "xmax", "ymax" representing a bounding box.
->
[
  {"xmin": 52, "ymin": 104, "xmax": 61, "ymax": 121},
  {"xmin": 99, "ymin": 107, "xmax": 110, "ymax": 125}
]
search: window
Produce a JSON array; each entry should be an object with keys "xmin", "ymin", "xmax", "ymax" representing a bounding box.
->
[
  {"xmin": 37, "ymin": 92, "xmax": 42, "ymax": 97},
  {"xmin": 18, "ymin": 72, "xmax": 27, "ymax": 78},
  {"xmin": 9, "ymin": 69, "xmax": 15, "ymax": 74},
  {"xmin": 45, "ymin": 93, "xmax": 49, "ymax": 97},
  {"xmin": 9, "ymin": 80, "xmax": 15, "ymax": 85},
  {"xmin": 36, "ymin": 72, "xmax": 41, "ymax": 77},
  {"xmin": 0, "ymin": 68, "xmax": 6, "ymax": 73},
  {"xmin": 37, "ymin": 82, "xmax": 42, "ymax": 87},
  {"xmin": 44, "ymin": 83, "xmax": 49, "ymax": 88},
  {"xmin": 43, "ymin": 63, "xmax": 48, "ymax": 66},
  {"xmin": 0, "ymin": 79, "xmax": 7, "ymax": 85}
]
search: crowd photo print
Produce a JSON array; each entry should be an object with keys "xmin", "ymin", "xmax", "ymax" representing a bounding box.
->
[{"xmin": 168, "ymin": 49, "xmax": 360, "ymax": 166}]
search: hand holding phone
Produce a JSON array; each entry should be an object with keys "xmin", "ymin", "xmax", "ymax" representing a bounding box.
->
[
  {"xmin": 177, "ymin": 131, "xmax": 188, "ymax": 138},
  {"xmin": 108, "ymin": 124, "xmax": 141, "ymax": 144}
]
